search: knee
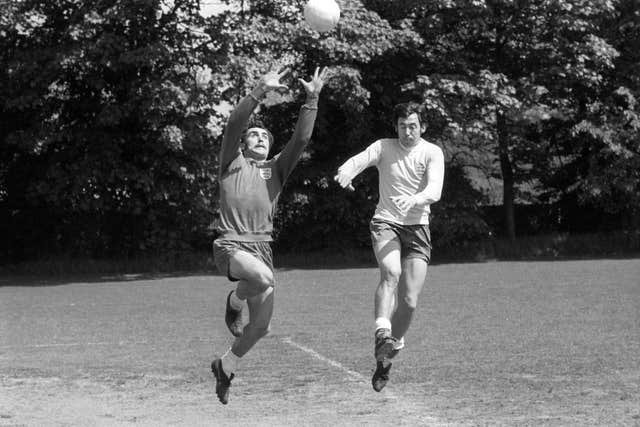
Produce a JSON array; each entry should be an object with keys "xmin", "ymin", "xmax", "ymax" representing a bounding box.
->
[
  {"xmin": 400, "ymin": 294, "xmax": 419, "ymax": 310},
  {"xmin": 380, "ymin": 267, "xmax": 401, "ymax": 286},
  {"xmin": 253, "ymin": 270, "xmax": 275, "ymax": 290}
]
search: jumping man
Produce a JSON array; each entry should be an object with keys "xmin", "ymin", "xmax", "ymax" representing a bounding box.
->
[
  {"xmin": 211, "ymin": 66, "xmax": 330, "ymax": 404},
  {"xmin": 334, "ymin": 102, "xmax": 445, "ymax": 392}
]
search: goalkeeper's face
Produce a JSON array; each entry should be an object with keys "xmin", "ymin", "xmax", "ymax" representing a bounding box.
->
[{"xmin": 244, "ymin": 127, "xmax": 272, "ymax": 161}]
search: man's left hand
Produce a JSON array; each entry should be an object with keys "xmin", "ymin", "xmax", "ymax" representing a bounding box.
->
[
  {"xmin": 390, "ymin": 195, "xmax": 419, "ymax": 214},
  {"xmin": 299, "ymin": 67, "xmax": 331, "ymax": 97}
]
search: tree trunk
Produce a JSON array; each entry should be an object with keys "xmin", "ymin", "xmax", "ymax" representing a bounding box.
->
[
  {"xmin": 492, "ymin": 9, "xmax": 516, "ymax": 242},
  {"xmin": 497, "ymin": 112, "xmax": 516, "ymax": 241}
]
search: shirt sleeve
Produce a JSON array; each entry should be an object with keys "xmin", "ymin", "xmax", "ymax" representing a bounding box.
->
[
  {"xmin": 219, "ymin": 94, "xmax": 260, "ymax": 174},
  {"xmin": 414, "ymin": 145, "xmax": 445, "ymax": 205},
  {"xmin": 337, "ymin": 140, "xmax": 382, "ymax": 180},
  {"xmin": 274, "ymin": 97, "xmax": 319, "ymax": 181}
]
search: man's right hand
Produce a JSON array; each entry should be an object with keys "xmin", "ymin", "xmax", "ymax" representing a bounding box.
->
[
  {"xmin": 256, "ymin": 68, "xmax": 289, "ymax": 94},
  {"xmin": 334, "ymin": 171, "xmax": 355, "ymax": 191}
]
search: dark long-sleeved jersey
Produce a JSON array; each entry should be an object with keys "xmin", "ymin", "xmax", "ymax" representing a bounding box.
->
[{"xmin": 215, "ymin": 94, "xmax": 318, "ymax": 241}]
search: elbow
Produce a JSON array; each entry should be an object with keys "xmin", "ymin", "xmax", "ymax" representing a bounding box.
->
[
  {"xmin": 420, "ymin": 186, "xmax": 442, "ymax": 204},
  {"xmin": 424, "ymin": 189, "xmax": 442, "ymax": 204},
  {"xmin": 433, "ymin": 187, "xmax": 443, "ymax": 203}
]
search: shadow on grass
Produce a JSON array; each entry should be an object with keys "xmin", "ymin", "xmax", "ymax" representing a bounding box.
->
[
  {"xmin": 2, "ymin": 231, "xmax": 639, "ymax": 285},
  {"xmin": 0, "ymin": 251, "xmax": 375, "ymax": 286},
  {"xmin": 0, "ymin": 271, "xmax": 224, "ymax": 287},
  {"xmin": 274, "ymin": 249, "xmax": 377, "ymax": 271},
  {"xmin": 0, "ymin": 254, "xmax": 222, "ymax": 287}
]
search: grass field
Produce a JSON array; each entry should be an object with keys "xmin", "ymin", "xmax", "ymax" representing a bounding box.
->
[{"xmin": 1, "ymin": 259, "xmax": 639, "ymax": 426}]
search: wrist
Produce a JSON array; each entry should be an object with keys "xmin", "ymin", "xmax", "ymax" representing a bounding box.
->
[
  {"xmin": 251, "ymin": 85, "xmax": 267, "ymax": 100},
  {"xmin": 303, "ymin": 95, "xmax": 319, "ymax": 109}
]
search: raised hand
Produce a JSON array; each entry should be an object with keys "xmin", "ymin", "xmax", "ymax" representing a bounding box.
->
[
  {"xmin": 299, "ymin": 67, "xmax": 331, "ymax": 98},
  {"xmin": 257, "ymin": 67, "xmax": 290, "ymax": 93}
]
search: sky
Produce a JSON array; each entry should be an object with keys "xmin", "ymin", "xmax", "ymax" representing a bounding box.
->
[{"xmin": 199, "ymin": 1, "xmax": 233, "ymax": 17}]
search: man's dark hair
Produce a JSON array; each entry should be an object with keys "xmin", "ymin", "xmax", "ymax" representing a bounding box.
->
[
  {"xmin": 393, "ymin": 102, "xmax": 426, "ymax": 126},
  {"xmin": 242, "ymin": 120, "xmax": 274, "ymax": 147}
]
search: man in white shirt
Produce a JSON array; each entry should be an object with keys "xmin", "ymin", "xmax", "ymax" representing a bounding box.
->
[{"xmin": 334, "ymin": 102, "xmax": 445, "ymax": 392}]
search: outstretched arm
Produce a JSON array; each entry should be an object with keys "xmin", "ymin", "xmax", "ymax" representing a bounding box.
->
[
  {"xmin": 390, "ymin": 146, "xmax": 445, "ymax": 213},
  {"xmin": 334, "ymin": 141, "xmax": 382, "ymax": 191},
  {"xmin": 219, "ymin": 68, "xmax": 289, "ymax": 172},
  {"xmin": 275, "ymin": 67, "xmax": 330, "ymax": 181}
]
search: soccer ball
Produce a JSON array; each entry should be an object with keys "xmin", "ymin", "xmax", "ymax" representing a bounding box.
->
[{"xmin": 304, "ymin": 0, "xmax": 340, "ymax": 33}]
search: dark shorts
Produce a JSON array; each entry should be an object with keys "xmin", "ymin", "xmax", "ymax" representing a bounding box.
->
[
  {"xmin": 213, "ymin": 239, "xmax": 274, "ymax": 282},
  {"xmin": 369, "ymin": 218, "xmax": 432, "ymax": 264}
]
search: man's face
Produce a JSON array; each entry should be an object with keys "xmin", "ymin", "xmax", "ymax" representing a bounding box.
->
[
  {"xmin": 395, "ymin": 113, "xmax": 425, "ymax": 146},
  {"xmin": 244, "ymin": 127, "xmax": 271, "ymax": 160}
]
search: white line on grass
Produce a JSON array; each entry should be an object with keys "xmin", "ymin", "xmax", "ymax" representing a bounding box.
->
[
  {"xmin": 281, "ymin": 336, "xmax": 365, "ymax": 382},
  {"xmin": 283, "ymin": 336, "xmax": 444, "ymax": 425},
  {"xmin": 281, "ymin": 337, "xmax": 408, "ymax": 405}
]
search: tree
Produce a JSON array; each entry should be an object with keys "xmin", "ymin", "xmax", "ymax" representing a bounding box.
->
[
  {"xmin": 5, "ymin": 0, "xmax": 635, "ymax": 264},
  {"xmin": 383, "ymin": 0, "xmax": 623, "ymax": 240},
  {"xmin": 0, "ymin": 0, "xmax": 220, "ymax": 261},
  {"xmin": 542, "ymin": 0, "xmax": 640, "ymax": 230}
]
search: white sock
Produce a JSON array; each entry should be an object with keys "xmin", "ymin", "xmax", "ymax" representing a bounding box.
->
[
  {"xmin": 393, "ymin": 336, "xmax": 405, "ymax": 350},
  {"xmin": 375, "ymin": 317, "xmax": 391, "ymax": 332},
  {"xmin": 229, "ymin": 290, "xmax": 243, "ymax": 311},
  {"xmin": 221, "ymin": 348, "xmax": 240, "ymax": 374}
]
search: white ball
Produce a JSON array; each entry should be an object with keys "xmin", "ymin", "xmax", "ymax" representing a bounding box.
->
[{"xmin": 304, "ymin": 0, "xmax": 340, "ymax": 33}]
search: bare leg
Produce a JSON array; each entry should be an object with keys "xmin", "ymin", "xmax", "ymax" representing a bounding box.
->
[
  {"xmin": 373, "ymin": 237, "xmax": 402, "ymax": 321},
  {"xmin": 231, "ymin": 286, "xmax": 274, "ymax": 357},
  {"xmin": 211, "ymin": 250, "xmax": 275, "ymax": 404},
  {"xmin": 391, "ymin": 257, "xmax": 428, "ymax": 340},
  {"xmin": 220, "ymin": 250, "xmax": 275, "ymax": 357},
  {"xmin": 370, "ymin": 237, "xmax": 402, "ymax": 392},
  {"xmin": 229, "ymin": 251, "xmax": 274, "ymax": 300}
]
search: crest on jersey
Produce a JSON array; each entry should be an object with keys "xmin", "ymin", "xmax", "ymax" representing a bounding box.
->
[{"xmin": 259, "ymin": 167, "xmax": 272, "ymax": 180}]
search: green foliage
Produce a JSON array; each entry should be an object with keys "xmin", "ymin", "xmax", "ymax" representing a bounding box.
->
[
  {"xmin": 1, "ymin": 0, "xmax": 220, "ymax": 260},
  {"xmin": 392, "ymin": 0, "xmax": 638, "ymax": 238},
  {"xmin": 2, "ymin": 0, "xmax": 638, "ymax": 264},
  {"xmin": 430, "ymin": 163, "xmax": 491, "ymax": 249}
]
